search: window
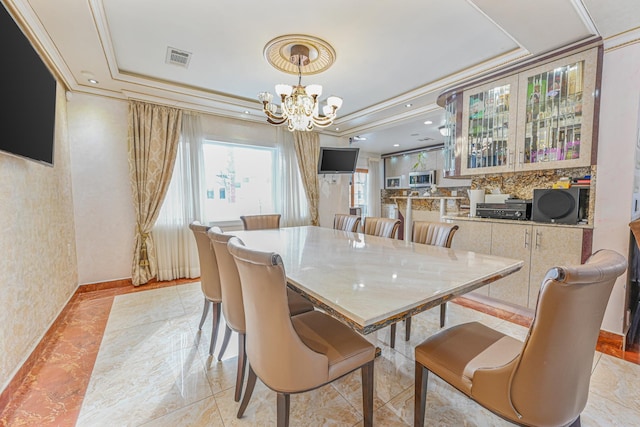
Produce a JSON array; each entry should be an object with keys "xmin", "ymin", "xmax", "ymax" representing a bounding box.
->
[
  {"xmin": 350, "ymin": 168, "xmax": 368, "ymax": 216},
  {"xmin": 203, "ymin": 141, "xmax": 276, "ymax": 222}
]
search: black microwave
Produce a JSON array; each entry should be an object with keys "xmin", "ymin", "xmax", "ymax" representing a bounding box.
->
[{"xmin": 532, "ymin": 188, "xmax": 589, "ymax": 225}]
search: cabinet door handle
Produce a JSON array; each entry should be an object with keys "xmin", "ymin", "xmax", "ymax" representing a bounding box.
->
[
  {"xmin": 524, "ymin": 229, "xmax": 530, "ymax": 248},
  {"xmin": 534, "ymin": 230, "xmax": 541, "ymax": 250}
]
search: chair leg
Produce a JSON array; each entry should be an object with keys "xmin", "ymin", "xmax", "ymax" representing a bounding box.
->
[
  {"xmin": 234, "ymin": 333, "xmax": 247, "ymax": 402},
  {"xmin": 361, "ymin": 360, "xmax": 374, "ymax": 427},
  {"xmin": 208, "ymin": 302, "xmax": 221, "ymax": 356},
  {"xmin": 439, "ymin": 302, "xmax": 447, "ymax": 328},
  {"xmin": 237, "ymin": 364, "xmax": 257, "ymax": 418},
  {"xmin": 405, "ymin": 316, "xmax": 412, "ymax": 341},
  {"xmin": 414, "ymin": 363, "xmax": 429, "ymax": 427},
  {"xmin": 276, "ymin": 392, "xmax": 290, "ymax": 427},
  {"xmin": 568, "ymin": 416, "xmax": 581, "ymax": 427},
  {"xmin": 198, "ymin": 298, "xmax": 211, "ymax": 330},
  {"xmin": 218, "ymin": 325, "xmax": 233, "ymax": 361},
  {"xmin": 390, "ymin": 323, "xmax": 396, "ymax": 348}
]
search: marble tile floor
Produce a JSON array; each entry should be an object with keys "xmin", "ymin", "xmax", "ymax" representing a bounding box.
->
[{"xmin": 3, "ymin": 281, "xmax": 640, "ymax": 426}]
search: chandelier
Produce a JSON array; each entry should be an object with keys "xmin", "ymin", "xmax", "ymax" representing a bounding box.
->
[{"xmin": 258, "ymin": 43, "xmax": 342, "ymax": 132}]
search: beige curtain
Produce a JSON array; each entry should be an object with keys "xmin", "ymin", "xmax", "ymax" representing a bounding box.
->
[
  {"xmin": 293, "ymin": 131, "xmax": 320, "ymax": 226},
  {"xmin": 128, "ymin": 101, "xmax": 182, "ymax": 285}
]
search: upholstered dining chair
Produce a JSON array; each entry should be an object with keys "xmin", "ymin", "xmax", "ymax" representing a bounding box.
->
[
  {"xmin": 362, "ymin": 216, "xmax": 401, "ymax": 239},
  {"xmin": 227, "ymin": 237, "xmax": 376, "ymax": 427},
  {"xmin": 207, "ymin": 228, "xmax": 314, "ymax": 403},
  {"xmin": 240, "ymin": 214, "xmax": 281, "ymax": 230},
  {"xmin": 414, "ymin": 249, "xmax": 627, "ymax": 427},
  {"xmin": 413, "ymin": 221, "xmax": 459, "ymax": 326},
  {"xmin": 188, "ymin": 221, "xmax": 224, "ymax": 356},
  {"xmin": 388, "ymin": 221, "xmax": 460, "ymax": 348},
  {"xmin": 333, "ymin": 213, "xmax": 361, "ymax": 232}
]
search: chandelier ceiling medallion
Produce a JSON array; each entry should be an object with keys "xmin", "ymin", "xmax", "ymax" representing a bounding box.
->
[{"xmin": 258, "ymin": 35, "xmax": 342, "ymax": 132}]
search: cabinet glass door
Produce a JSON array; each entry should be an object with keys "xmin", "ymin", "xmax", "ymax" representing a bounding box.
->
[
  {"xmin": 523, "ymin": 61, "xmax": 583, "ymax": 163},
  {"xmin": 461, "ymin": 76, "xmax": 518, "ymax": 175},
  {"xmin": 442, "ymin": 94, "xmax": 458, "ymax": 176},
  {"xmin": 516, "ymin": 48, "xmax": 598, "ymax": 170}
]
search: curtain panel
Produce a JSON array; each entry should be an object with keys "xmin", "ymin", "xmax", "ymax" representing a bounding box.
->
[
  {"xmin": 277, "ymin": 128, "xmax": 311, "ymax": 227},
  {"xmin": 128, "ymin": 101, "xmax": 182, "ymax": 286},
  {"xmin": 292, "ymin": 131, "xmax": 320, "ymax": 226},
  {"xmin": 153, "ymin": 112, "xmax": 204, "ymax": 281}
]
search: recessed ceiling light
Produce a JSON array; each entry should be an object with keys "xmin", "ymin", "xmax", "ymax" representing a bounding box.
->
[
  {"xmin": 335, "ymin": 127, "xmax": 340, "ymax": 131},
  {"xmin": 405, "ymin": 103, "xmax": 412, "ymax": 108},
  {"xmin": 424, "ymin": 120, "xmax": 433, "ymax": 125},
  {"xmin": 243, "ymin": 110, "xmax": 250, "ymax": 114},
  {"xmin": 393, "ymin": 144, "xmax": 400, "ymax": 147},
  {"xmin": 88, "ymin": 79, "xmax": 99, "ymax": 84}
]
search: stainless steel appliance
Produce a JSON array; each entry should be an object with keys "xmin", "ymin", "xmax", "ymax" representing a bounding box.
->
[
  {"xmin": 385, "ymin": 175, "xmax": 405, "ymax": 189},
  {"xmin": 409, "ymin": 170, "xmax": 435, "ymax": 188}
]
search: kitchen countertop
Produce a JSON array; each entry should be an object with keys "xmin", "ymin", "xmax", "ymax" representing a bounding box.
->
[
  {"xmin": 391, "ymin": 196, "xmax": 465, "ymax": 200},
  {"xmin": 442, "ymin": 213, "xmax": 593, "ymax": 229}
]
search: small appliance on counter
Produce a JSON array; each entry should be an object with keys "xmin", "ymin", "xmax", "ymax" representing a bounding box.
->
[{"xmin": 476, "ymin": 198, "xmax": 532, "ymax": 220}]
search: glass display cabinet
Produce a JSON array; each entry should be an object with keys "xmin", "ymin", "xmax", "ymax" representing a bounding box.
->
[
  {"xmin": 515, "ymin": 48, "xmax": 598, "ymax": 170},
  {"xmin": 442, "ymin": 93, "xmax": 458, "ymax": 177},
  {"xmin": 461, "ymin": 76, "xmax": 519, "ymax": 175}
]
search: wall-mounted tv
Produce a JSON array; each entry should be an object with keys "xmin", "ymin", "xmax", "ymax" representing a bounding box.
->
[
  {"xmin": 0, "ymin": 3, "xmax": 57, "ymax": 166},
  {"xmin": 317, "ymin": 147, "xmax": 360, "ymax": 174}
]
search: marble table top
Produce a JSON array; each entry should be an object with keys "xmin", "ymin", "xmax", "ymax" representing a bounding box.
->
[{"xmin": 231, "ymin": 226, "xmax": 523, "ymax": 334}]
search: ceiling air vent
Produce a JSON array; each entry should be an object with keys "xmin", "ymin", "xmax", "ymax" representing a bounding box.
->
[
  {"xmin": 166, "ymin": 47, "xmax": 192, "ymax": 68},
  {"xmin": 418, "ymin": 136, "xmax": 434, "ymax": 142}
]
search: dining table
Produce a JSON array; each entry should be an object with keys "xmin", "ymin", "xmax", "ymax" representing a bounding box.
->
[{"xmin": 230, "ymin": 225, "xmax": 523, "ymax": 336}]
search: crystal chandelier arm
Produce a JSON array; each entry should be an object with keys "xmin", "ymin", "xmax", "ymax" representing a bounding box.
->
[
  {"xmin": 268, "ymin": 117, "xmax": 288, "ymax": 125},
  {"xmin": 261, "ymin": 100, "xmax": 286, "ymax": 123},
  {"xmin": 311, "ymin": 115, "xmax": 336, "ymax": 128}
]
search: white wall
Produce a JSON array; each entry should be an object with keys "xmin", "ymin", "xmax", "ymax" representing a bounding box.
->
[
  {"xmin": 67, "ymin": 97, "xmax": 347, "ymax": 284},
  {"xmin": 67, "ymin": 93, "xmax": 135, "ymax": 284},
  {"xmin": 318, "ymin": 134, "xmax": 351, "ymax": 228},
  {"xmin": 0, "ymin": 86, "xmax": 78, "ymax": 393},
  {"xmin": 594, "ymin": 39, "xmax": 640, "ymax": 334}
]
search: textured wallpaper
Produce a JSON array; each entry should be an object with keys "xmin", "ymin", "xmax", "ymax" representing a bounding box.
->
[{"xmin": 0, "ymin": 85, "xmax": 78, "ymax": 392}]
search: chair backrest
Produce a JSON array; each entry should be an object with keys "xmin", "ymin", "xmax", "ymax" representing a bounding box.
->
[
  {"xmin": 505, "ymin": 249, "xmax": 627, "ymax": 426},
  {"xmin": 188, "ymin": 221, "xmax": 222, "ymax": 302},
  {"xmin": 208, "ymin": 227, "xmax": 245, "ymax": 333},
  {"xmin": 240, "ymin": 214, "xmax": 281, "ymax": 230},
  {"xmin": 227, "ymin": 237, "xmax": 329, "ymax": 392},
  {"xmin": 411, "ymin": 221, "xmax": 459, "ymax": 248},
  {"xmin": 333, "ymin": 214, "xmax": 361, "ymax": 232},
  {"xmin": 363, "ymin": 216, "xmax": 401, "ymax": 239}
]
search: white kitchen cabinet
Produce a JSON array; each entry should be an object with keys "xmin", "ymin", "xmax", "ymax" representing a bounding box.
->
[
  {"xmin": 449, "ymin": 220, "xmax": 492, "ymax": 296},
  {"xmin": 447, "ymin": 218, "xmax": 586, "ymax": 308},
  {"xmin": 527, "ymin": 225, "xmax": 583, "ymax": 308},
  {"xmin": 489, "ymin": 223, "xmax": 532, "ymax": 306},
  {"xmin": 490, "ymin": 223, "xmax": 584, "ymax": 308}
]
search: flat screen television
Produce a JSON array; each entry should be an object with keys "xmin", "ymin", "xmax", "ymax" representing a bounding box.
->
[
  {"xmin": 317, "ymin": 147, "xmax": 359, "ymax": 174},
  {"xmin": 0, "ymin": 3, "xmax": 57, "ymax": 166}
]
